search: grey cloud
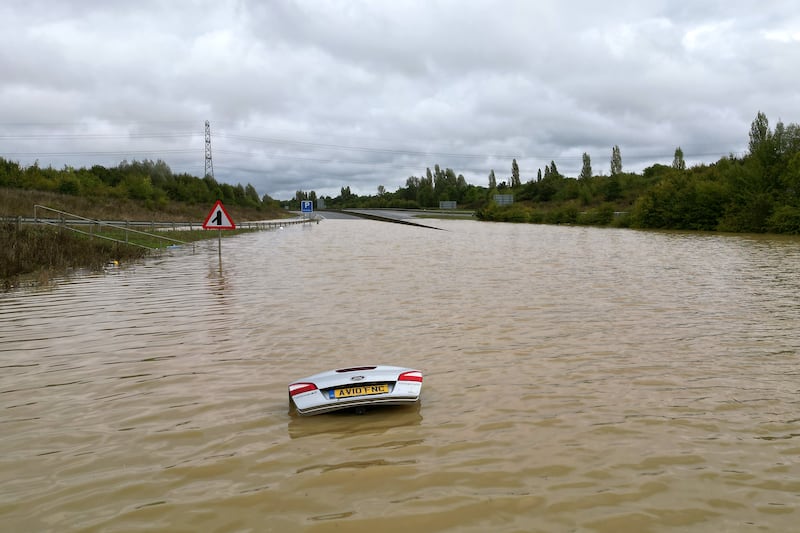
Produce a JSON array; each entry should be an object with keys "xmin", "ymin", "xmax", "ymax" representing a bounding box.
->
[{"xmin": 1, "ymin": 0, "xmax": 798, "ymax": 200}]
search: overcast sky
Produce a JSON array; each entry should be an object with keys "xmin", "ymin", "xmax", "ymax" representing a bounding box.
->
[{"xmin": 1, "ymin": 1, "xmax": 798, "ymax": 200}]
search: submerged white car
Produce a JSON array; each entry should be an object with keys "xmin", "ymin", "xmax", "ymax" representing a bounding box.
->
[{"xmin": 288, "ymin": 365, "xmax": 423, "ymax": 416}]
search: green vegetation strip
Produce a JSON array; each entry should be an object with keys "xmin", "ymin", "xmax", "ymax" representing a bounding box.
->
[{"xmin": 1, "ymin": 223, "xmax": 257, "ymax": 288}]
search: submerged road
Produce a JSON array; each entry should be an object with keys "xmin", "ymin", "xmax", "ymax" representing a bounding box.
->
[{"xmin": 313, "ymin": 209, "xmax": 445, "ymax": 229}]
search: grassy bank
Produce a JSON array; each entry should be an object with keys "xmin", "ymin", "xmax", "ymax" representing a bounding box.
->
[
  {"xmin": 1, "ymin": 188, "xmax": 290, "ymax": 289},
  {"xmin": 0, "ymin": 187, "xmax": 290, "ymax": 222},
  {"xmin": 1, "ymin": 224, "xmax": 148, "ymax": 289},
  {"xmin": 0, "ymin": 223, "xmax": 259, "ymax": 290}
]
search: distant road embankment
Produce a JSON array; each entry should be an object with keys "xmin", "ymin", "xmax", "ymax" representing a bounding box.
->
[{"xmin": 312, "ymin": 208, "xmax": 473, "ymax": 229}]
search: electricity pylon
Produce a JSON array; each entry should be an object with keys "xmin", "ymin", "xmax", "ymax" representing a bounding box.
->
[{"xmin": 204, "ymin": 120, "xmax": 214, "ymax": 179}]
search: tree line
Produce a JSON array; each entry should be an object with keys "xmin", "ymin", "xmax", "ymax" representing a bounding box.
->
[
  {"xmin": 290, "ymin": 163, "xmax": 490, "ymax": 211},
  {"xmin": 290, "ymin": 112, "xmax": 800, "ymax": 234},
  {"xmin": 0, "ymin": 157, "xmax": 281, "ymax": 211},
  {"xmin": 626, "ymin": 112, "xmax": 800, "ymax": 233},
  {"xmin": 4, "ymin": 112, "xmax": 799, "ymax": 234}
]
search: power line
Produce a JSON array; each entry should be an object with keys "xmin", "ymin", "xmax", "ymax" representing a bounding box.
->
[
  {"xmin": 1, "ymin": 149, "xmax": 197, "ymax": 157},
  {"xmin": 218, "ymin": 133, "xmax": 522, "ymax": 160},
  {"xmin": 0, "ymin": 123, "xmax": 742, "ymax": 163},
  {"xmin": 0, "ymin": 132, "xmax": 198, "ymax": 140},
  {"xmin": 0, "ymin": 122, "xmax": 745, "ymax": 179}
]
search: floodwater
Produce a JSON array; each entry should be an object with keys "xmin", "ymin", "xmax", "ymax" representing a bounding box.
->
[{"xmin": 2, "ymin": 218, "xmax": 799, "ymax": 532}]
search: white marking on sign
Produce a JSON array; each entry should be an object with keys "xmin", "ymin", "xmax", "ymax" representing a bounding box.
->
[{"xmin": 202, "ymin": 200, "xmax": 236, "ymax": 230}]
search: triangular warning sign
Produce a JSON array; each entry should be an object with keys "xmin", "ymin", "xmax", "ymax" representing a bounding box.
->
[{"xmin": 203, "ymin": 200, "xmax": 236, "ymax": 230}]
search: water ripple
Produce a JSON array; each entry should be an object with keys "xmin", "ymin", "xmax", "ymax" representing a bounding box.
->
[{"xmin": 1, "ymin": 222, "xmax": 799, "ymax": 531}]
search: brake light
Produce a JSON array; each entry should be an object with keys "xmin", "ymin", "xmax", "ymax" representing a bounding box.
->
[
  {"xmin": 398, "ymin": 370, "xmax": 423, "ymax": 382},
  {"xmin": 336, "ymin": 366, "xmax": 376, "ymax": 373},
  {"xmin": 289, "ymin": 382, "xmax": 318, "ymax": 396}
]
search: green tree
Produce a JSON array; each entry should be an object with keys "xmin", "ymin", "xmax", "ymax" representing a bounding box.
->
[
  {"xmin": 549, "ymin": 161, "xmax": 560, "ymax": 178},
  {"xmin": 121, "ymin": 174, "xmax": 154, "ymax": 201},
  {"xmin": 245, "ymin": 183, "xmax": 260, "ymax": 206},
  {"xmin": 0, "ymin": 157, "xmax": 22, "ymax": 187},
  {"xmin": 511, "ymin": 159, "xmax": 520, "ymax": 187},
  {"xmin": 749, "ymin": 111, "xmax": 770, "ymax": 155},
  {"xmin": 672, "ymin": 147, "xmax": 686, "ymax": 170},
  {"xmin": 488, "ymin": 169, "xmax": 497, "ymax": 189},
  {"xmin": 418, "ymin": 172, "xmax": 434, "ymax": 207},
  {"xmin": 605, "ymin": 174, "xmax": 622, "ymax": 201},
  {"xmin": 610, "ymin": 145, "xmax": 622, "ymax": 175},
  {"xmin": 58, "ymin": 175, "xmax": 81, "ymax": 195},
  {"xmin": 403, "ymin": 176, "xmax": 420, "ymax": 201},
  {"xmin": 413, "ymin": 169, "xmax": 432, "ymax": 207},
  {"xmin": 580, "ymin": 153, "xmax": 592, "ymax": 180}
]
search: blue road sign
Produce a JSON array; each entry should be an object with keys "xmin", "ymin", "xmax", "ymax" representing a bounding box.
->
[{"xmin": 301, "ymin": 200, "xmax": 313, "ymax": 213}]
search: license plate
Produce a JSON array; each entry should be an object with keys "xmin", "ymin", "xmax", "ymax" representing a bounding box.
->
[{"xmin": 330, "ymin": 383, "xmax": 389, "ymax": 399}]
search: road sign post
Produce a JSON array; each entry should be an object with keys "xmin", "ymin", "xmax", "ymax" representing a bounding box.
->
[{"xmin": 203, "ymin": 201, "xmax": 236, "ymax": 269}]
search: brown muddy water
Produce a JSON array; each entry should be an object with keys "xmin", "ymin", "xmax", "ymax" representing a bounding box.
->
[{"xmin": 1, "ymin": 218, "xmax": 799, "ymax": 532}]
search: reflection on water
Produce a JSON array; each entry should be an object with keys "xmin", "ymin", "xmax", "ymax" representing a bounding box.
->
[
  {"xmin": 288, "ymin": 404, "xmax": 424, "ymax": 440},
  {"xmin": 1, "ymin": 220, "xmax": 799, "ymax": 532}
]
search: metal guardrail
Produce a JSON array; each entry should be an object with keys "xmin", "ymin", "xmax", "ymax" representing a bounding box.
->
[
  {"xmin": 28, "ymin": 205, "xmax": 193, "ymax": 252},
  {"xmin": 3, "ymin": 216, "xmax": 307, "ymax": 231},
  {"xmin": 2, "ymin": 207, "xmax": 319, "ymax": 252}
]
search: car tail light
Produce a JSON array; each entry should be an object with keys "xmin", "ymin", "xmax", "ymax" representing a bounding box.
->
[
  {"xmin": 398, "ymin": 370, "xmax": 423, "ymax": 382},
  {"xmin": 289, "ymin": 382, "xmax": 318, "ymax": 396}
]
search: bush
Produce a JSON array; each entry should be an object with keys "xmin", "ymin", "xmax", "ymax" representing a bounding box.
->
[
  {"xmin": 544, "ymin": 203, "xmax": 579, "ymax": 224},
  {"xmin": 502, "ymin": 204, "xmax": 530, "ymax": 223},
  {"xmin": 767, "ymin": 205, "xmax": 800, "ymax": 234},
  {"xmin": 58, "ymin": 177, "xmax": 81, "ymax": 196},
  {"xmin": 577, "ymin": 204, "xmax": 615, "ymax": 225}
]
